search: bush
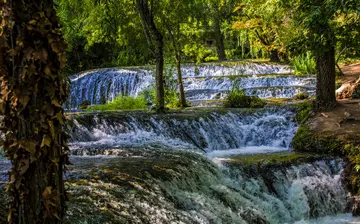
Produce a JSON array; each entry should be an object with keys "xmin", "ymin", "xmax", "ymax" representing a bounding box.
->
[
  {"xmin": 87, "ymin": 95, "xmax": 148, "ymax": 111},
  {"xmin": 294, "ymin": 92, "xmax": 309, "ymax": 100},
  {"xmin": 224, "ymin": 89, "xmax": 266, "ymax": 108},
  {"xmin": 290, "ymin": 52, "xmax": 316, "ymax": 75}
]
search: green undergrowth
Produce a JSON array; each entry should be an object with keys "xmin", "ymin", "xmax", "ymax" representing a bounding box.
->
[
  {"xmin": 290, "ymin": 52, "xmax": 316, "ymax": 75},
  {"xmin": 294, "ymin": 92, "xmax": 309, "ymax": 100},
  {"xmin": 224, "ymin": 89, "xmax": 266, "ymax": 108},
  {"xmin": 86, "ymin": 95, "xmax": 148, "ymax": 111}
]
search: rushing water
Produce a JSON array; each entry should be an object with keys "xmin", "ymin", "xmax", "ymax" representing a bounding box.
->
[
  {"xmin": 64, "ymin": 151, "xmax": 354, "ymax": 224},
  {"xmin": 1, "ymin": 62, "xmax": 357, "ymax": 223},
  {"xmin": 67, "ymin": 109, "xmax": 297, "ymax": 155},
  {"xmin": 67, "ymin": 63, "xmax": 316, "ymax": 109}
]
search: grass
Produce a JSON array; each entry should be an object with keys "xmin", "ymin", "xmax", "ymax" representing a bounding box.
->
[
  {"xmin": 87, "ymin": 95, "xmax": 148, "ymax": 111},
  {"xmin": 290, "ymin": 52, "xmax": 316, "ymax": 75}
]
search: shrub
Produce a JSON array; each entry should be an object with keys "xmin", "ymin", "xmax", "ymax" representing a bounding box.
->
[
  {"xmin": 224, "ymin": 89, "xmax": 266, "ymax": 108},
  {"xmin": 294, "ymin": 92, "xmax": 309, "ymax": 100},
  {"xmin": 290, "ymin": 52, "xmax": 316, "ymax": 75},
  {"xmin": 87, "ymin": 95, "xmax": 147, "ymax": 111}
]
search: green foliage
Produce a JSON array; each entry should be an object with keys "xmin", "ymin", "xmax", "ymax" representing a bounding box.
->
[
  {"xmin": 290, "ymin": 52, "xmax": 316, "ymax": 75},
  {"xmin": 294, "ymin": 92, "xmax": 309, "ymax": 100},
  {"xmin": 163, "ymin": 66, "xmax": 182, "ymax": 108},
  {"xmin": 224, "ymin": 89, "xmax": 266, "ymax": 108},
  {"xmin": 87, "ymin": 95, "xmax": 148, "ymax": 111},
  {"xmin": 56, "ymin": 0, "xmax": 151, "ymax": 74}
]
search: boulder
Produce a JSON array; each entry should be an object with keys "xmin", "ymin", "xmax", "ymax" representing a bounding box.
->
[{"xmin": 336, "ymin": 78, "xmax": 360, "ymax": 99}]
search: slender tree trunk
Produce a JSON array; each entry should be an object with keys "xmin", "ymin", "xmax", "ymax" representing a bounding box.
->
[
  {"xmin": 0, "ymin": 1, "xmax": 69, "ymax": 223},
  {"xmin": 214, "ymin": 16, "xmax": 226, "ymax": 61},
  {"xmin": 155, "ymin": 44, "xmax": 165, "ymax": 111},
  {"xmin": 314, "ymin": 46, "xmax": 337, "ymax": 110},
  {"xmin": 175, "ymin": 55, "xmax": 187, "ymax": 107},
  {"xmin": 136, "ymin": 0, "xmax": 165, "ymax": 112},
  {"xmin": 164, "ymin": 22, "xmax": 187, "ymax": 108}
]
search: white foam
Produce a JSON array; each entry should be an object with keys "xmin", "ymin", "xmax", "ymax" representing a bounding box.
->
[{"xmin": 206, "ymin": 146, "xmax": 288, "ymax": 158}]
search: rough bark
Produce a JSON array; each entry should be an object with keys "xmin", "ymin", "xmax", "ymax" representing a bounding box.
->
[
  {"xmin": 136, "ymin": 0, "xmax": 165, "ymax": 112},
  {"xmin": 314, "ymin": 46, "xmax": 337, "ymax": 111},
  {"xmin": 0, "ymin": 1, "xmax": 69, "ymax": 223},
  {"xmin": 175, "ymin": 56, "xmax": 187, "ymax": 107},
  {"xmin": 214, "ymin": 16, "xmax": 226, "ymax": 61}
]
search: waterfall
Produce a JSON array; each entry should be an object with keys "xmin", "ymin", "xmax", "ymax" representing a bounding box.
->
[
  {"xmin": 66, "ymin": 108, "xmax": 297, "ymax": 155},
  {"xmin": 67, "ymin": 63, "xmax": 312, "ymax": 109},
  {"xmin": 67, "ymin": 68, "xmax": 153, "ymax": 109}
]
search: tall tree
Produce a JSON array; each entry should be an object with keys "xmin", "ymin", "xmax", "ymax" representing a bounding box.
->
[
  {"xmin": 206, "ymin": 0, "xmax": 237, "ymax": 61},
  {"xmin": 233, "ymin": 0, "xmax": 287, "ymax": 62},
  {"xmin": 136, "ymin": 0, "xmax": 165, "ymax": 112},
  {"xmin": 0, "ymin": 0, "xmax": 69, "ymax": 223},
  {"xmin": 283, "ymin": 0, "xmax": 360, "ymax": 110},
  {"xmin": 159, "ymin": 0, "xmax": 201, "ymax": 108}
]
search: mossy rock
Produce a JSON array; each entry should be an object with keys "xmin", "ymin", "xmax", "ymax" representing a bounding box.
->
[{"xmin": 291, "ymin": 125, "xmax": 344, "ymax": 155}]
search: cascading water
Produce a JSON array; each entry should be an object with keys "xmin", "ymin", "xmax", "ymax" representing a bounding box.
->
[
  {"xmin": 63, "ymin": 149, "xmax": 355, "ymax": 224},
  {"xmin": 67, "ymin": 68, "xmax": 153, "ymax": 109},
  {"xmin": 67, "ymin": 62, "xmax": 315, "ymax": 109},
  {"xmin": 1, "ymin": 61, "xmax": 356, "ymax": 223},
  {"xmin": 67, "ymin": 108, "xmax": 297, "ymax": 155}
]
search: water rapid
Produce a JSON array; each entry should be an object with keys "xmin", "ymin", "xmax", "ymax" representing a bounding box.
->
[
  {"xmin": 67, "ymin": 109, "xmax": 297, "ymax": 155},
  {"xmin": 67, "ymin": 63, "xmax": 316, "ymax": 109}
]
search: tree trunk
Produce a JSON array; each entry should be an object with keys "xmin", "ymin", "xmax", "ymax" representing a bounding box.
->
[
  {"xmin": 155, "ymin": 44, "xmax": 165, "ymax": 111},
  {"xmin": 176, "ymin": 55, "xmax": 187, "ymax": 107},
  {"xmin": 0, "ymin": 1, "xmax": 68, "ymax": 223},
  {"xmin": 314, "ymin": 46, "xmax": 337, "ymax": 111},
  {"xmin": 269, "ymin": 49, "xmax": 280, "ymax": 62},
  {"xmin": 214, "ymin": 16, "xmax": 226, "ymax": 61},
  {"xmin": 136, "ymin": 0, "xmax": 165, "ymax": 112}
]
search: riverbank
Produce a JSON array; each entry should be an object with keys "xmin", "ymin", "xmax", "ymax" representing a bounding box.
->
[{"xmin": 292, "ymin": 63, "xmax": 360, "ymax": 215}]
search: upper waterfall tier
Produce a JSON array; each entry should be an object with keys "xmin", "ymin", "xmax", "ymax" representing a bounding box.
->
[{"xmin": 67, "ymin": 62, "xmax": 313, "ymax": 109}]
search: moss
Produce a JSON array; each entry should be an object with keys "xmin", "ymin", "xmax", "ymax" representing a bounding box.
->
[
  {"xmin": 293, "ymin": 101, "xmax": 313, "ymax": 123},
  {"xmin": 291, "ymin": 125, "xmax": 343, "ymax": 154},
  {"xmin": 224, "ymin": 151, "xmax": 323, "ymax": 167}
]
